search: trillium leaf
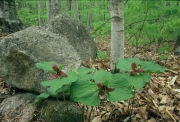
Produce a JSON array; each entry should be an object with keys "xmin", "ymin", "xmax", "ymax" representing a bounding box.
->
[
  {"xmin": 77, "ymin": 67, "xmax": 95, "ymax": 80},
  {"xmin": 77, "ymin": 67, "xmax": 94, "ymax": 77},
  {"xmin": 141, "ymin": 61, "xmax": 166, "ymax": 73},
  {"xmin": 116, "ymin": 58, "xmax": 140, "ymax": 70},
  {"xmin": 55, "ymin": 84, "xmax": 70, "ymax": 94},
  {"xmin": 34, "ymin": 93, "xmax": 50, "ymax": 103},
  {"xmin": 41, "ymin": 70, "xmax": 78, "ymax": 95},
  {"xmin": 36, "ymin": 61, "xmax": 63, "ymax": 73},
  {"xmin": 36, "ymin": 61, "xmax": 55, "ymax": 72},
  {"xmin": 107, "ymin": 74, "xmax": 133, "ymax": 102},
  {"xmin": 125, "ymin": 73, "xmax": 151, "ymax": 91},
  {"xmin": 92, "ymin": 70, "xmax": 112, "ymax": 83},
  {"xmin": 70, "ymin": 80, "xmax": 100, "ymax": 106}
]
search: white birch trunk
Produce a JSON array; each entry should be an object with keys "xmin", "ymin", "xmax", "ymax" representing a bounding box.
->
[{"xmin": 109, "ymin": 0, "xmax": 124, "ymax": 73}]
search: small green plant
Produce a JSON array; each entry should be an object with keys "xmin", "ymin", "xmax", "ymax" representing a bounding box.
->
[
  {"xmin": 34, "ymin": 58, "xmax": 166, "ymax": 121},
  {"xmin": 97, "ymin": 50, "xmax": 107, "ymax": 60},
  {"xmin": 116, "ymin": 58, "xmax": 166, "ymax": 91},
  {"xmin": 34, "ymin": 58, "xmax": 165, "ymax": 105},
  {"xmin": 158, "ymin": 42, "xmax": 170, "ymax": 60}
]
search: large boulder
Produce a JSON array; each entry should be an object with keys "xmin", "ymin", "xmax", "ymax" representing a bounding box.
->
[
  {"xmin": 0, "ymin": 26, "xmax": 81, "ymax": 93},
  {"xmin": 47, "ymin": 14, "xmax": 97, "ymax": 61}
]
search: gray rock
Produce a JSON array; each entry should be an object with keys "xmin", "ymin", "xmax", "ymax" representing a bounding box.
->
[
  {"xmin": 0, "ymin": 26, "xmax": 81, "ymax": 93},
  {"xmin": 48, "ymin": 14, "xmax": 97, "ymax": 61},
  {"xmin": 0, "ymin": 93, "xmax": 82, "ymax": 122},
  {"xmin": 37, "ymin": 99, "xmax": 82, "ymax": 122},
  {"xmin": 175, "ymin": 34, "xmax": 180, "ymax": 48},
  {"xmin": 0, "ymin": 93, "xmax": 37, "ymax": 122},
  {"xmin": 174, "ymin": 46, "xmax": 180, "ymax": 56},
  {"xmin": 174, "ymin": 34, "xmax": 180, "ymax": 56}
]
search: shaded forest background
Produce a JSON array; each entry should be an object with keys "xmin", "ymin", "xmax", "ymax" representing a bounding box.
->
[{"xmin": 13, "ymin": 0, "xmax": 180, "ymax": 59}]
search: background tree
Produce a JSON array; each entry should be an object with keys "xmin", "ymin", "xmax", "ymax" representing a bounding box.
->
[
  {"xmin": 109, "ymin": 0, "xmax": 124, "ymax": 73},
  {"xmin": 66, "ymin": 0, "xmax": 72, "ymax": 15},
  {"xmin": 38, "ymin": 0, "xmax": 41, "ymax": 26},
  {"xmin": 73, "ymin": 0, "xmax": 79, "ymax": 21},
  {"xmin": 0, "ymin": 0, "xmax": 23, "ymax": 32},
  {"xmin": 87, "ymin": 0, "xmax": 92, "ymax": 28},
  {"xmin": 46, "ymin": 0, "xmax": 61, "ymax": 23}
]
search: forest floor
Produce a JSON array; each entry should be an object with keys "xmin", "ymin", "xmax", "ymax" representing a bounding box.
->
[{"xmin": 0, "ymin": 33, "xmax": 180, "ymax": 122}]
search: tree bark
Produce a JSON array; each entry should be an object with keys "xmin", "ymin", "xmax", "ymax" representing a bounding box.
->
[
  {"xmin": 0, "ymin": 0, "xmax": 23, "ymax": 32},
  {"xmin": 109, "ymin": 0, "xmax": 124, "ymax": 73},
  {"xmin": 38, "ymin": 0, "xmax": 41, "ymax": 26},
  {"xmin": 73, "ymin": 0, "xmax": 79, "ymax": 21},
  {"xmin": 87, "ymin": 0, "xmax": 92, "ymax": 28},
  {"xmin": 66, "ymin": 0, "xmax": 72, "ymax": 15},
  {"xmin": 46, "ymin": 0, "xmax": 61, "ymax": 23}
]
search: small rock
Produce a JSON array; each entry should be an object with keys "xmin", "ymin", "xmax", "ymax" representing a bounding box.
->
[
  {"xmin": 37, "ymin": 99, "xmax": 82, "ymax": 122},
  {"xmin": 0, "ymin": 93, "xmax": 37, "ymax": 122}
]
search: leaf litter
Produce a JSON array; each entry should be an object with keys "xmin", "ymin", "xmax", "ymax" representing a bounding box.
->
[
  {"xmin": 0, "ymin": 34, "xmax": 180, "ymax": 121},
  {"xmin": 80, "ymin": 35, "xmax": 180, "ymax": 122}
]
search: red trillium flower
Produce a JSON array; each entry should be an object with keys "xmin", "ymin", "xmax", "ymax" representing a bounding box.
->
[
  {"xmin": 131, "ymin": 62, "xmax": 144, "ymax": 76},
  {"xmin": 131, "ymin": 62, "xmax": 137, "ymax": 71},
  {"xmin": 97, "ymin": 82, "xmax": 115, "ymax": 96},
  {"xmin": 50, "ymin": 62, "xmax": 67, "ymax": 79}
]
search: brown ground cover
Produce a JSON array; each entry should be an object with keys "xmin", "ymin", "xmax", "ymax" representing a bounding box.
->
[{"xmin": 0, "ymin": 34, "xmax": 180, "ymax": 122}]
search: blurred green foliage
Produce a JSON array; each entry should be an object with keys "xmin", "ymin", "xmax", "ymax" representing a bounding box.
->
[{"xmin": 15, "ymin": 0, "xmax": 180, "ymax": 46}]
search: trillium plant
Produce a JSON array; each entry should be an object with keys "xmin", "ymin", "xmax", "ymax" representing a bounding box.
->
[{"xmin": 34, "ymin": 58, "xmax": 166, "ymax": 106}]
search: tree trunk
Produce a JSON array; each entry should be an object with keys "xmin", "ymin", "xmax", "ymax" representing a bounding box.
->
[
  {"xmin": 0, "ymin": 0, "xmax": 23, "ymax": 32},
  {"xmin": 73, "ymin": 0, "xmax": 79, "ymax": 21},
  {"xmin": 66, "ymin": 0, "xmax": 72, "ymax": 15},
  {"xmin": 46, "ymin": 0, "xmax": 61, "ymax": 23},
  {"xmin": 87, "ymin": 0, "xmax": 92, "ymax": 28},
  {"xmin": 109, "ymin": 0, "xmax": 124, "ymax": 73},
  {"xmin": 38, "ymin": 0, "xmax": 41, "ymax": 26}
]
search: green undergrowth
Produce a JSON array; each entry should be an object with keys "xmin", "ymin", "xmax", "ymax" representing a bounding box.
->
[{"xmin": 34, "ymin": 57, "xmax": 166, "ymax": 106}]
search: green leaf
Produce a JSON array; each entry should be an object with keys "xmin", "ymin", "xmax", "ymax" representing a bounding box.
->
[
  {"xmin": 35, "ymin": 61, "xmax": 62, "ymax": 73},
  {"xmin": 35, "ymin": 61, "xmax": 54, "ymax": 72},
  {"xmin": 164, "ymin": 9, "xmax": 171, "ymax": 16},
  {"xmin": 124, "ymin": 73, "xmax": 151, "ymax": 91},
  {"xmin": 141, "ymin": 61, "xmax": 166, "ymax": 73},
  {"xmin": 70, "ymin": 80, "xmax": 100, "ymax": 106},
  {"xmin": 92, "ymin": 70, "xmax": 112, "ymax": 83},
  {"xmin": 116, "ymin": 58, "xmax": 141, "ymax": 70},
  {"xmin": 77, "ymin": 67, "xmax": 95, "ymax": 77},
  {"xmin": 77, "ymin": 67, "xmax": 95, "ymax": 81},
  {"xmin": 158, "ymin": 46, "xmax": 165, "ymax": 54},
  {"xmin": 41, "ymin": 70, "xmax": 78, "ymax": 95},
  {"xmin": 163, "ymin": 42, "xmax": 170, "ymax": 52},
  {"xmin": 160, "ymin": 55, "xmax": 168, "ymax": 60},
  {"xmin": 55, "ymin": 84, "xmax": 71, "ymax": 94},
  {"xmin": 145, "ymin": 24, "xmax": 158, "ymax": 36},
  {"xmin": 34, "ymin": 93, "xmax": 49, "ymax": 103},
  {"xmin": 107, "ymin": 74, "xmax": 133, "ymax": 102},
  {"xmin": 97, "ymin": 50, "xmax": 107, "ymax": 60},
  {"xmin": 173, "ymin": 27, "xmax": 180, "ymax": 35},
  {"xmin": 158, "ymin": 42, "xmax": 170, "ymax": 54}
]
